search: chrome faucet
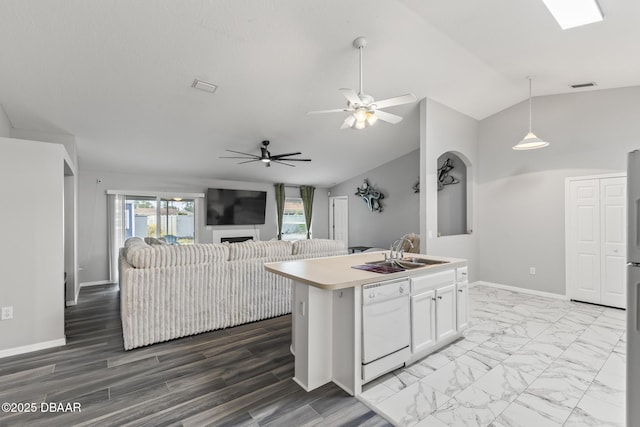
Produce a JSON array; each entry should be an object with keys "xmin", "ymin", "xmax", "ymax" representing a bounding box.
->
[{"xmin": 388, "ymin": 235, "xmax": 414, "ymax": 261}]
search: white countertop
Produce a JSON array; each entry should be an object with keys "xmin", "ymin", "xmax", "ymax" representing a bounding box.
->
[{"xmin": 264, "ymin": 251, "xmax": 467, "ymax": 290}]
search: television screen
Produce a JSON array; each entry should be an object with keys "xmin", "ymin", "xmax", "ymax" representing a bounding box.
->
[{"xmin": 206, "ymin": 188, "xmax": 267, "ymax": 226}]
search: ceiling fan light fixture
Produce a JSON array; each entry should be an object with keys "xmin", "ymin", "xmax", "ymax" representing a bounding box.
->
[
  {"xmin": 261, "ymin": 158, "xmax": 270, "ymax": 163},
  {"xmin": 354, "ymin": 108, "xmax": 368, "ymax": 122},
  {"xmin": 513, "ymin": 76, "xmax": 549, "ymax": 151},
  {"xmin": 307, "ymin": 37, "xmax": 416, "ymax": 130}
]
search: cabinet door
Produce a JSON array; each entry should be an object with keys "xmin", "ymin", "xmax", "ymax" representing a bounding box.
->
[
  {"xmin": 456, "ymin": 281, "xmax": 469, "ymax": 330},
  {"xmin": 436, "ymin": 284, "xmax": 457, "ymax": 341},
  {"xmin": 411, "ymin": 290, "xmax": 436, "ymax": 354},
  {"xmin": 600, "ymin": 177, "xmax": 627, "ymax": 308}
]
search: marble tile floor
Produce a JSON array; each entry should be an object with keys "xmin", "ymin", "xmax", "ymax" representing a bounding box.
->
[{"xmin": 360, "ymin": 284, "xmax": 626, "ymax": 427}]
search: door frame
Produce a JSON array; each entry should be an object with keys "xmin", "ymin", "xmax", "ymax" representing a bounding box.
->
[{"xmin": 564, "ymin": 172, "xmax": 626, "ymax": 303}]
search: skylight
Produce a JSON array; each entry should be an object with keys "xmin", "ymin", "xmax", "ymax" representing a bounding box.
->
[{"xmin": 541, "ymin": 0, "xmax": 603, "ymax": 30}]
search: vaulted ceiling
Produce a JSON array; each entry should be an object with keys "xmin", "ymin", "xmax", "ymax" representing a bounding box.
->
[{"xmin": 1, "ymin": 0, "xmax": 638, "ymax": 186}]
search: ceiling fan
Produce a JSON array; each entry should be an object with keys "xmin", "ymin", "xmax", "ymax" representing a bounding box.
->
[
  {"xmin": 220, "ymin": 140, "xmax": 311, "ymax": 167},
  {"xmin": 308, "ymin": 36, "xmax": 417, "ymax": 130}
]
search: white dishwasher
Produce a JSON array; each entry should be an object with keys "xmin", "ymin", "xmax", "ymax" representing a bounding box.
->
[{"xmin": 362, "ymin": 278, "xmax": 411, "ymax": 382}]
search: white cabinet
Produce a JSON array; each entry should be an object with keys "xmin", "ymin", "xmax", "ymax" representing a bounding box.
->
[
  {"xmin": 410, "ymin": 269, "xmax": 463, "ymax": 358},
  {"xmin": 456, "ymin": 267, "xmax": 469, "ymax": 330},
  {"xmin": 435, "ymin": 284, "xmax": 457, "ymax": 341},
  {"xmin": 566, "ymin": 175, "xmax": 626, "ymax": 308},
  {"xmin": 410, "ymin": 290, "xmax": 436, "ymax": 353}
]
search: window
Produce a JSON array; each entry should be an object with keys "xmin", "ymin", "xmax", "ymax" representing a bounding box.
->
[
  {"xmin": 125, "ymin": 196, "xmax": 196, "ymax": 244},
  {"xmin": 282, "ymin": 197, "xmax": 308, "ymax": 241}
]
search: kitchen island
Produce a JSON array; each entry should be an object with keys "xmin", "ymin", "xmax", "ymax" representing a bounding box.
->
[{"xmin": 265, "ymin": 251, "xmax": 468, "ymax": 396}]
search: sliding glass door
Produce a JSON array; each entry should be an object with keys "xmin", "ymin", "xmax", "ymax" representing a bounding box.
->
[
  {"xmin": 159, "ymin": 199, "xmax": 195, "ymax": 244},
  {"xmin": 124, "ymin": 196, "xmax": 195, "ymax": 244}
]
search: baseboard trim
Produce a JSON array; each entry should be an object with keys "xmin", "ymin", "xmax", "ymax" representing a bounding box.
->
[
  {"xmin": 0, "ymin": 338, "xmax": 66, "ymax": 359},
  {"xmin": 472, "ymin": 281, "xmax": 568, "ymax": 301},
  {"xmin": 79, "ymin": 280, "xmax": 114, "ymax": 288}
]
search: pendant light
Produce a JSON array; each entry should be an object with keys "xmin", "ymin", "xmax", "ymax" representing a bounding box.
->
[{"xmin": 513, "ymin": 76, "xmax": 549, "ymax": 150}]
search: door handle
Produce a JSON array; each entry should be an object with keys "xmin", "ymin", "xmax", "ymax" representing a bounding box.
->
[
  {"xmin": 458, "ymin": 289, "xmax": 463, "ymax": 293},
  {"xmin": 437, "ymin": 296, "xmax": 443, "ymax": 300}
]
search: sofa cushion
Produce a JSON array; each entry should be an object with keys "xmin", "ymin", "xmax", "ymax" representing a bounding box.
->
[
  {"xmin": 123, "ymin": 237, "xmax": 149, "ymax": 257},
  {"xmin": 258, "ymin": 241, "xmax": 293, "ymax": 258},
  {"xmin": 228, "ymin": 241, "xmax": 265, "ymax": 260},
  {"xmin": 126, "ymin": 241, "xmax": 229, "ymax": 268},
  {"xmin": 292, "ymin": 239, "xmax": 346, "ymax": 255}
]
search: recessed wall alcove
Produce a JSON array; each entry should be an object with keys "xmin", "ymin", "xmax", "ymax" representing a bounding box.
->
[{"xmin": 437, "ymin": 152, "xmax": 470, "ymax": 237}]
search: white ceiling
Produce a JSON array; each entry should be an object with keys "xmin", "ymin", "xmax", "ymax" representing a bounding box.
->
[{"xmin": 0, "ymin": 0, "xmax": 638, "ymax": 187}]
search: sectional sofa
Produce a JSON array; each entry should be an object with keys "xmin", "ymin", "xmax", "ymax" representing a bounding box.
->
[{"xmin": 118, "ymin": 237, "xmax": 347, "ymax": 350}]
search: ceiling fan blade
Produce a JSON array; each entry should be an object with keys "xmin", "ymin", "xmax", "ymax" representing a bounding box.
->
[
  {"xmin": 237, "ymin": 159, "xmax": 261, "ymax": 164},
  {"xmin": 270, "ymin": 152, "xmax": 302, "ymax": 159},
  {"xmin": 339, "ymin": 88, "xmax": 362, "ymax": 106},
  {"xmin": 375, "ymin": 110, "xmax": 403, "ymax": 124},
  {"xmin": 278, "ymin": 158, "xmax": 311, "ymax": 162},
  {"xmin": 273, "ymin": 160, "xmax": 296, "ymax": 167},
  {"xmin": 340, "ymin": 114, "xmax": 356, "ymax": 130},
  {"xmin": 307, "ymin": 108, "xmax": 350, "ymax": 115},
  {"xmin": 225, "ymin": 149, "xmax": 259, "ymax": 157},
  {"xmin": 373, "ymin": 93, "xmax": 417, "ymax": 109},
  {"xmin": 219, "ymin": 156, "xmax": 255, "ymax": 159}
]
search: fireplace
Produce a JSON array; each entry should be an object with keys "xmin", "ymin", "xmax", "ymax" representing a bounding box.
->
[
  {"xmin": 221, "ymin": 236, "xmax": 253, "ymax": 244},
  {"xmin": 211, "ymin": 228, "xmax": 260, "ymax": 244}
]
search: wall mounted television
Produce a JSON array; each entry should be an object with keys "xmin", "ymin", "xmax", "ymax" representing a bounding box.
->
[{"xmin": 206, "ymin": 188, "xmax": 267, "ymax": 226}]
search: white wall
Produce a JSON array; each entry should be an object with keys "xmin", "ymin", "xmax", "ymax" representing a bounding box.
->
[
  {"xmin": 78, "ymin": 169, "xmax": 330, "ymax": 283},
  {"xmin": 0, "ymin": 105, "xmax": 10, "ymax": 137},
  {"xmin": 329, "ymin": 150, "xmax": 420, "ymax": 249},
  {"xmin": 0, "ymin": 137, "xmax": 66, "ymax": 353},
  {"xmin": 11, "ymin": 128, "xmax": 77, "ymax": 168},
  {"xmin": 421, "ymin": 98, "xmax": 479, "ymax": 281},
  {"xmin": 477, "ymin": 86, "xmax": 640, "ymax": 295}
]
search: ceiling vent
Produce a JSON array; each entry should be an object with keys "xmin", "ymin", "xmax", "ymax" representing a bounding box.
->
[
  {"xmin": 191, "ymin": 79, "xmax": 217, "ymax": 93},
  {"xmin": 570, "ymin": 82, "xmax": 597, "ymax": 89}
]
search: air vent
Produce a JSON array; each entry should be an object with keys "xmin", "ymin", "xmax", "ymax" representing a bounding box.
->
[
  {"xmin": 191, "ymin": 79, "xmax": 217, "ymax": 93},
  {"xmin": 570, "ymin": 82, "xmax": 597, "ymax": 89}
]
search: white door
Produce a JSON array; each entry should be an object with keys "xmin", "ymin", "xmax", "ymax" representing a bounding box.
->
[
  {"xmin": 600, "ymin": 177, "xmax": 627, "ymax": 308},
  {"xmin": 410, "ymin": 290, "xmax": 436, "ymax": 353},
  {"xmin": 436, "ymin": 284, "xmax": 457, "ymax": 341},
  {"xmin": 568, "ymin": 179, "xmax": 601, "ymax": 303},
  {"xmin": 329, "ymin": 196, "xmax": 348, "ymax": 246}
]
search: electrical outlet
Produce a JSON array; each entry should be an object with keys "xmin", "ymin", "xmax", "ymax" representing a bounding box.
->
[
  {"xmin": 1, "ymin": 306, "xmax": 13, "ymax": 320},
  {"xmin": 529, "ymin": 267, "xmax": 536, "ymax": 275}
]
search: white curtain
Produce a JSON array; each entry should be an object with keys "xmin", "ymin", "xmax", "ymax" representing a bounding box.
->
[{"xmin": 107, "ymin": 194, "xmax": 125, "ymax": 284}]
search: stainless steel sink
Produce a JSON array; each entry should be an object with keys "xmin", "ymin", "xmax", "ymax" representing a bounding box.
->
[{"xmin": 365, "ymin": 257, "xmax": 449, "ymax": 270}]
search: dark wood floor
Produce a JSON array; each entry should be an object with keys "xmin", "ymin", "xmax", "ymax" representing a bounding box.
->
[{"xmin": 0, "ymin": 284, "xmax": 390, "ymax": 426}]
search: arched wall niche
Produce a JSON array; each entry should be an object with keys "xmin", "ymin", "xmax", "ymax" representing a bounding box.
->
[{"xmin": 437, "ymin": 151, "xmax": 473, "ymax": 237}]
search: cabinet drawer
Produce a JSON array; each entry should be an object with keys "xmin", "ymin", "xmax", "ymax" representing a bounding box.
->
[
  {"xmin": 456, "ymin": 267, "xmax": 468, "ymax": 282},
  {"xmin": 411, "ymin": 270, "xmax": 455, "ymax": 294}
]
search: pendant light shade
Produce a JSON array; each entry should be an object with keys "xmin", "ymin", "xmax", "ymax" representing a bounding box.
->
[{"xmin": 513, "ymin": 77, "xmax": 549, "ymax": 150}]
